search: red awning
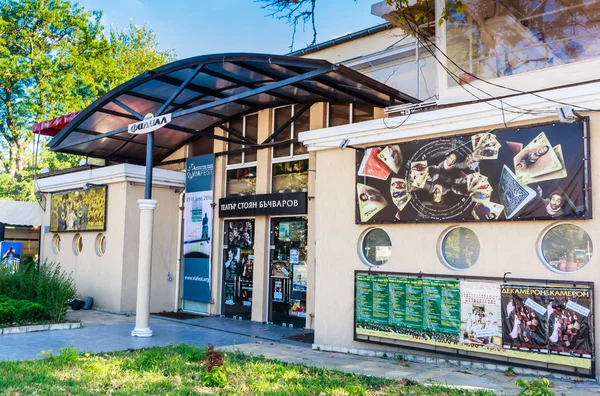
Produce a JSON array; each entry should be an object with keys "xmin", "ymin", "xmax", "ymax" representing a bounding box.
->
[{"xmin": 32, "ymin": 111, "xmax": 81, "ymax": 137}]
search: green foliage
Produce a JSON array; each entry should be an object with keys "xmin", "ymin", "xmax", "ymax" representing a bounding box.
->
[
  {"xmin": 202, "ymin": 366, "xmax": 228, "ymax": 388},
  {"xmin": 0, "ymin": 261, "xmax": 76, "ymax": 323},
  {"xmin": 0, "ymin": 295, "xmax": 45, "ymax": 324},
  {"xmin": 516, "ymin": 377, "xmax": 555, "ymax": 396},
  {"xmin": 0, "ymin": 0, "xmax": 174, "ymax": 201}
]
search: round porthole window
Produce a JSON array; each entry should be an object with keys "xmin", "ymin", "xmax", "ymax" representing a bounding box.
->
[
  {"xmin": 95, "ymin": 233, "xmax": 106, "ymax": 257},
  {"xmin": 440, "ymin": 227, "xmax": 480, "ymax": 270},
  {"xmin": 359, "ymin": 228, "xmax": 392, "ymax": 266},
  {"xmin": 540, "ymin": 223, "xmax": 593, "ymax": 273},
  {"xmin": 73, "ymin": 233, "xmax": 83, "ymax": 256},
  {"xmin": 52, "ymin": 234, "xmax": 61, "ymax": 254}
]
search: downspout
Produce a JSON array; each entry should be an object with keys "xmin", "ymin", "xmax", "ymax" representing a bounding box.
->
[{"xmin": 174, "ymin": 192, "xmax": 184, "ymax": 312}]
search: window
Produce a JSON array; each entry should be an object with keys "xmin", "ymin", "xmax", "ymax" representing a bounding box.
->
[
  {"xmin": 95, "ymin": 233, "xmax": 106, "ymax": 257},
  {"xmin": 72, "ymin": 233, "xmax": 83, "ymax": 256},
  {"xmin": 226, "ymin": 167, "xmax": 257, "ymax": 197},
  {"xmin": 328, "ymin": 103, "xmax": 374, "ymax": 127},
  {"xmin": 440, "ymin": 227, "xmax": 480, "ymax": 270},
  {"xmin": 359, "ymin": 228, "xmax": 392, "ymax": 266},
  {"xmin": 540, "ymin": 223, "xmax": 593, "ymax": 273},
  {"xmin": 273, "ymin": 105, "xmax": 310, "ymax": 158},
  {"xmin": 226, "ymin": 114, "xmax": 258, "ymax": 166},
  {"xmin": 52, "ymin": 234, "xmax": 61, "ymax": 254},
  {"xmin": 445, "ymin": 0, "xmax": 600, "ymax": 84},
  {"xmin": 272, "ymin": 159, "xmax": 309, "ymax": 193}
]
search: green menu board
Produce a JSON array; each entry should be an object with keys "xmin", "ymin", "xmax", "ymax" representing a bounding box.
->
[{"xmin": 355, "ymin": 274, "xmax": 460, "ymax": 336}]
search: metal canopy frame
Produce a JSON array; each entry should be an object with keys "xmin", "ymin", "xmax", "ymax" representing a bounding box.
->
[{"xmin": 49, "ymin": 53, "xmax": 418, "ymax": 165}]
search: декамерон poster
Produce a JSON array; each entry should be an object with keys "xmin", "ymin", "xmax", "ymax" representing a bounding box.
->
[{"xmin": 356, "ymin": 121, "xmax": 590, "ymax": 223}]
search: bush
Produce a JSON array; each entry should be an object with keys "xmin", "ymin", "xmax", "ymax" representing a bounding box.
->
[
  {"xmin": 516, "ymin": 377, "xmax": 555, "ymax": 396},
  {"xmin": 0, "ymin": 261, "xmax": 76, "ymax": 323},
  {"xmin": 202, "ymin": 366, "xmax": 227, "ymax": 388},
  {"xmin": 0, "ymin": 295, "xmax": 45, "ymax": 324}
]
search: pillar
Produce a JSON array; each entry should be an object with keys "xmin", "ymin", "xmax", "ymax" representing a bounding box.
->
[{"xmin": 131, "ymin": 199, "xmax": 158, "ymax": 337}]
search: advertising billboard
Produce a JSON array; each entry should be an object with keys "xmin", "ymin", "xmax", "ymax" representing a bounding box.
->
[
  {"xmin": 356, "ymin": 121, "xmax": 590, "ymax": 223},
  {"xmin": 50, "ymin": 186, "xmax": 107, "ymax": 232},
  {"xmin": 355, "ymin": 272, "xmax": 594, "ymax": 374}
]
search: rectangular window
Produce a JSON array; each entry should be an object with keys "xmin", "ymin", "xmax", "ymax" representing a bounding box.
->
[
  {"xmin": 272, "ymin": 159, "xmax": 309, "ymax": 193},
  {"xmin": 226, "ymin": 114, "xmax": 258, "ymax": 166},
  {"xmin": 446, "ymin": 0, "xmax": 600, "ymax": 84},
  {"xmin": 273, "ymin": 105, "xmax": 311, "ymax": 159},
  {"xmin": 226, "ymin": 167, "xmax": 257, "ymax": 197},
  {"xmin": 328, "ymin": 103, "xmax": 374, "ymax": 127}
]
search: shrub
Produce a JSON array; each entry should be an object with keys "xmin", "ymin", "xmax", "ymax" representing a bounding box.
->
[
  {"xmin": 205, "ymin": 344, "xmax": 224, "ymax": 372},
  {"xmin": 202, "ymin": 366, "xmax": 227, "ymax": 388},
  {"xmin": 0, "ymin": 261, "xmax": 76, "ymax": 323},
  {"xmin": 516, "ymin": 377, "xmax": 555, "ymax": 396},
  {"xmin": 0, "ymin": 295, "xmax": 45, "ymax": 324}
]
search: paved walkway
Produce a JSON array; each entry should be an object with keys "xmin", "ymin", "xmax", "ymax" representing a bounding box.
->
[
  {"xmin": 221, "ymin": 342, "xmax": 600, "ymax": 396},
  {"xmin": 1, "ymin": 310, "xmax": 599, "ymax": 395}
]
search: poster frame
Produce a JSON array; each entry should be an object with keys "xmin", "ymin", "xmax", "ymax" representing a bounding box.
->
[
  {"xmin": 49, "ymin": 185, "xmax": 108, "ymax": 233},
  {"xmin": 353, "ymin": 269, "xmax": 595, "ymax": 378},
  {"xmin": 355, "ymin": 118, "xmax": 592, "ymax": 225}
]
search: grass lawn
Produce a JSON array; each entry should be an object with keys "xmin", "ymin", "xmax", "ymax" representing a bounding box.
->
[{"xmin": 0, "ymin": 344, "xmax": 496, "ymax": 395}]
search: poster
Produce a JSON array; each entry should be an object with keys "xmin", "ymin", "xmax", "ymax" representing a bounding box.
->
[
  {"xmin": 501, "ymin": 285, "xmax": 593, "ymax": 359},
  {"xmin": 273, "ymin": 278, "xmax": 283, "ymax": 301},
  {"xmin": 355, "ymin": 272, "xmax": 594, "ymax": 370},
  {"xmin": 292, "ymin": 264, "xmax": 307, "ymax": 291},
  {"xmin": 356, "ymin": 121, "xmax": 590, "ymax": 223},
  {"xmin": 223, "ymin": 220, "xmax": 254, "ymax": 308},
  {"xmin": 50, "ymin": 186, "xmax": 107, "ymax": 232},
  {"xmin": 0, "ymin": 242, "xmax": 21, "ymax": 271},
  {"xmin": 183, "ymin": 154, "xmax": 215, "ymax": 303},
  {"xmin": 290, "ymin": 248, "xmax": 299, "ymax": 264},
  {"xmin": 460, "ymin": 281, "xmax": 502, "ymax": 349}
]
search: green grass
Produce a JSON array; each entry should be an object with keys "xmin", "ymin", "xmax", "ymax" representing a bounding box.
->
[{"xmin": 0, "ymin": 345, "xmax": 496, "ymax": 395}]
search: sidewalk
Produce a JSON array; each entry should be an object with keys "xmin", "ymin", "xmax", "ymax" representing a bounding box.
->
[{"xmin": 220, "ymin": 342, "xmax": 600, "ymax": 396}]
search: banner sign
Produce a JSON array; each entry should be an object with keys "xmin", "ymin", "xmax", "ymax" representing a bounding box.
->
[
  {"xmin": 0, "ymin": 242, "xmax": 21, "ymax": 272},
  {"xmin": 356, "ymin": 120, "xmax": 590, "ymax": 223},
  {"xmin": 218, "ymin": 192, "xmax": 307, "ymax": 218},
  {"xmin": 355, "ymin": 272, "xmax": 594, "ymax": 372},
  {"xmin": 127, "ymin": 113, "xmax": 171, "ymax": 135},
  {"xmin": 183, "ymin": 154, "xmax": 215, "ymax": 303},
  {"xmin": 50, "ymin": 186, "xmax": 107, "ymax": 232}
]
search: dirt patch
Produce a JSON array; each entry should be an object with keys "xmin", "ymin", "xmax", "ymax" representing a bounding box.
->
[
  {"xmin": 152, "ymin": 311, "xmax": 206, "ymax": 320},
  {"xmin": 285, "ymin": 332, "xmax": 314, "ymax": 344}
]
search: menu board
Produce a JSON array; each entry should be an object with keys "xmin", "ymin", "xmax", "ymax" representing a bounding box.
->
[{"xmin": 355, "ymin": 272, "xmax": 594, "ymax": 372}]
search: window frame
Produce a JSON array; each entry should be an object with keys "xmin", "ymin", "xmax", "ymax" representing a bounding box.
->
[
  {"xmin": 537, "ymin": 222, "xmax": 593, "ymax": 274},
  {"xmin": 271, "ymin": 104, "xmax": 310, "ymax": 161},
  {"xmin": 358, "ymin": 227, "xmax": 392, "ymax": 267},
  {"xmin": 326, "ymin": 103, "xmax": 374, "ymax": 127},
  {"xmin": 225, "ymin": 112, "xmax": 259, "ymax": 168},
  {"xmin": 438, "ymin": 226, "xmax": 480, "ymax": 271}
]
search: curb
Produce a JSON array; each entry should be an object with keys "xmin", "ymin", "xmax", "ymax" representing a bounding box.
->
[{"xmin": 0, "ymin": 322, "xmax": 81, "ymax": 335}]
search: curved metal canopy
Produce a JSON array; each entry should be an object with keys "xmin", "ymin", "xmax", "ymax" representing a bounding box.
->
[{"xmin": 49, "ymin": 53, "xmax": 418, "ymax": 165}]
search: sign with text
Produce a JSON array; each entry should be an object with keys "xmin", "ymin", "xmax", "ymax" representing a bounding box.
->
[
  {"xmin": 128, "ymin": 113, "xmax": 171, "ymax": 134},
  {"xmin": 355, "ymin": 272, "xmax": 594, "ymax": 373},
  {"xmin": 182, "ymin": 154, "xmax": 215, "ymax": 303},
  {"xmin": 218, "ymin": 192, "xmax": 307, "ymax": 218},
  {"xmin": 356, "ymin": 120, "xmax": 590, "ymax": 223}
]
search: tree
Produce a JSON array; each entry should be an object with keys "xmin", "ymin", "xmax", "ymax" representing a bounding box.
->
[
  {"xmin": 258, "ymin": 0, "xmax": 464, "ymax": 51},
  {"xmin": 0, "ymin": 0, "xmax": 174, "ymax": 201}
]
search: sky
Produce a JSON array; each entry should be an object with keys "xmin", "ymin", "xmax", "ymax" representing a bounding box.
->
[{"xmin": 75, "ymin": 0, "xmax": 385, "ymax": 60}]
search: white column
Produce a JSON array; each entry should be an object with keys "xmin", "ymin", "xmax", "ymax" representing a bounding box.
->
[{"xmin": 131, "ymin": 199, "xmax": 158, "ymax": 337}]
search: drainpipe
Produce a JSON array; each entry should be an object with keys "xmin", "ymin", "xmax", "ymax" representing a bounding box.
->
[{"xmin": 174, "ymin": 192, "xmax": 184, "ymax": 312}]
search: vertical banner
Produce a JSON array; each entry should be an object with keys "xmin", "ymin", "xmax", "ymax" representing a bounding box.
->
[{"xmin": 183, "ymin": 154, "xmax": 215, "ymax": 303}]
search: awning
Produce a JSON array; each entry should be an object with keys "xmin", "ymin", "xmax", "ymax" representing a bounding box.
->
[
  {"xmin": 33, "ymin": 111, "xmax": 81, "ymax": 137},
  {"xmin": 47, "ymin": 53, "xmax": 418, "ymax": 165},
  {"xmin": 0, "ymin": 201, "xmax": 41, "ymax": 227}
]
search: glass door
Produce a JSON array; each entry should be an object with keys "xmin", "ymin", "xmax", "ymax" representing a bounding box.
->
[
  {"xmin": 269, "ymin": 217, "xmax": 308, "ymax": 328},
  {"xmin": 222, "ymin": 219, "xmax": 254, "ymax": 319}
]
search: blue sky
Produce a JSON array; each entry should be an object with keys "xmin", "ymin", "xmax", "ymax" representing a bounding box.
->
[{"xmin": 75, "ymin": 0, "xmax": 385, "ymax": 59}]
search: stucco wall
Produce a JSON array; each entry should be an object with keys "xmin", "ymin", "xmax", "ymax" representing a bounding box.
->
[
  {"xmin": 41, "ymin": 182, "xmax": 127, "ymax": 311},
  {"xmin": 312, "ymin": 113, "xmax": 600, "ymax": 376}
]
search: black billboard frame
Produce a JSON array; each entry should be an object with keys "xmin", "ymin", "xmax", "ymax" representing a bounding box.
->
[
  {"xmin": 355, "ymin": 118, "xmax": 593, "ymax": 225},
  {"xmin": 353, "ymin": 269, "xmax": 596, "ymax": 379}
]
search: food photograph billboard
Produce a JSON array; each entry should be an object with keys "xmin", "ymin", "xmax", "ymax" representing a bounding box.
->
[
  {"xmin": 50, "ymin": 186, "xmax": 107, "ymax": 232},
  {"xmin": 356, "ymin": 120, "xmax": 590, "ymax": 223},
  {"xmin": 355, "ymin": 271, "xmax": 594, "ymax": 375}
]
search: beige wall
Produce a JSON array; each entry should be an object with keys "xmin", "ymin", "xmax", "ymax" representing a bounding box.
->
[
  {"xmin": 312, "ymin": 114, "xmax": 600, "ymax": 375},
  {"xmin": 41, "ymin": 179, "xmax": 182, "ymax": 314}
]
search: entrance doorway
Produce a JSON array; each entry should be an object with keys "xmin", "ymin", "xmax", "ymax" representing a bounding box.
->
[
  {"xmin": 222, "ymin": 219, "xmax": 254, "ymax": 319},
  {"xmin": 269, "ymin": 216, "xmax": 308, "ymax": 328}
]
